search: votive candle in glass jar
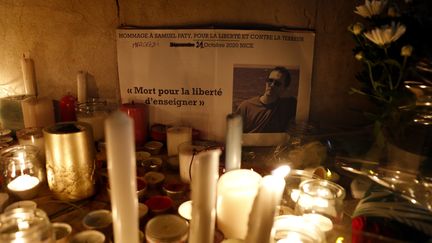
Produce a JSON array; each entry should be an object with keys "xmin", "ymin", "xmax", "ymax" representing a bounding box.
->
[
  {"xmin": 271, "ymin": 215, "xmax": 324, "ymax": 243},
  {"xmin": 295, "ymin": 179, "xmax": 346, "ymax": 224},
  {"xmin": 0, "ymin": 208, "xmax": 55, "ymax": 243},
  {"xmin": 1, "ymin": 145, "xmax": 44, "ymax": 199}
]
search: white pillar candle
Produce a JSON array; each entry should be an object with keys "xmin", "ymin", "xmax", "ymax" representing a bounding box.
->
[
  {"xmin": 77, "ymin": 71, "xmax": 87, "ymax": 104},
  {"xmin": 167, "ymin": 126, "xmax": 192, "ymax": 156},
  {"xmin": 21, "ymin": 97, "xmax": 55, "ymax": 128},
  {"xmin": 16, "ymin": 127, "xmax": 45, "ymax": 160},
  {"xmin": 21, "ymin": 53, "xmax": 37, "ymax": 96},
  {"xmin": 77, "ymin": 111, "xmax": 108, "ymax": 141},
  {"xmin": 178, "ymin": 142, "xmax": 205, "ymax": 183},
  {"xmin": 216, "ymin": 169, "xmax": 262, "ymax": 239},
  {"xmin": 105, "ymin": 110, "xmax": 139, "ymax": 243},
  {"xmin": 189, "ymin": 148, "xmax": 221, "ymax": 243},
  {"xmin": 225, "ymin": 113, "xmax": 242, "ymax": 172},
  {"xmin": 245, "ymin": 175, "xmax": 286, "ymax": 243}
]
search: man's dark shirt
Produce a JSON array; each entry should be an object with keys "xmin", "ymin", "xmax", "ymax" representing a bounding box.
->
[{"xmin": 236, "ymin": 96, "xmax": 297, "ymax": 133}]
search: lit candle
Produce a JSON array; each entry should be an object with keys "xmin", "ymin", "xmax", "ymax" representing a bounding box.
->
[
  {"xmin": 225, "ymin": 113, "xmax": 242, "ymax": 172},
  {"xmin": 189, "ymin": 148, "xmax": 221, "ymax": 243},
  {"xmin": 105, "ymin": 110, "xmax": 139, "ymax": 243},
  {"xmin": 21, "ymin": 53, "xmax": 37, "ymax": 96},
  {"xmin": 245, "ymin": 175, "xmax": 286, "ymax": 243},
  {"xmin": 166, "ymin": 126, "xmax": 192, "ymax": 156},
  {"xmin": 120, "ymin": 102, "xmax": 148, "ymax": 147},
  {"xmin": 21, "ymin": 97, "xmax": 55, "ymax": 128},
  {"xmin": 216, "ymin": 169, "xmax": 262, "ymax": 239},
  {"xmin": 271, "ymin": 215, "xmax": 325, "ymax": 243},
  {"xmin": 7, "ymin": 174, "xmax": 40, "ymax": 199},
  {"xmin": 77, "ymin": 71, "xmax": 87, "ymax": 104}
]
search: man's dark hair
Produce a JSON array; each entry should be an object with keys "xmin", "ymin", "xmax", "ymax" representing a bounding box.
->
[{"xmin": 272, "ymin": 66, "xmax": 291, "ymax": 87}]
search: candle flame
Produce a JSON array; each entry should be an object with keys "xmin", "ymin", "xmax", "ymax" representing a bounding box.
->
[{"xmin": 272, "ymin": 165, "xmax": 291, "ymax": 178}]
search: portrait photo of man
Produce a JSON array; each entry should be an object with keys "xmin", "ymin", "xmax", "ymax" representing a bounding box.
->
[{"xmin": 233, "ymin": 65, "xmax": 299, "ymax": 133}]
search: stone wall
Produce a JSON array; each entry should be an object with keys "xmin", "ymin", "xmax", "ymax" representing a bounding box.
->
[{"xmin": 0, "ymin": 0, "xmax": 368, "ymax": 127}]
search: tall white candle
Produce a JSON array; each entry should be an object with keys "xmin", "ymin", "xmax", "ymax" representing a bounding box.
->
[
  {"xmin": 216, "ymin": 169, "xmax": 262, "ymax": 239},
  {"xmin": 245, "ymin": 175, "xmax": 286, "ymax": 243},
  {"xmin": 189, "ymin": 148, "xmax": 221, "ymax": 243},
  {"xmin": 105, "ymin": 110, "xmax": 139, "ymax": 243},
  {"xmin": 77, "ymin": 71, "xmax": 87, "ymax": 103},
  {"xmin": 21, "ymin": 97, "xmax": 55, "ymax": 128},
  {"xmin": 21, "ymin": 53, "xmax": 37, "ymax": 96},
  {"xmin": 166, "ymin": 126, "xmax": 192, "ymax": 156},
  {"xmin": 225, "ymin": 113, "xmax": 242, "ymax": 172},
  {"xmin": 178, "ymin": 142, "xmax": 205, "ymax": 183}
]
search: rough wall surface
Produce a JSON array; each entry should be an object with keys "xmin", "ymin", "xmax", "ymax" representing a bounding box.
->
[{"xmin": 0, "ymin": 0, "xmax": 367, "ymax": 127}]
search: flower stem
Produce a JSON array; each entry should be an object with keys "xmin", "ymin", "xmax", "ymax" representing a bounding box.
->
[{"xmin": 395, "ymin": 56, "xmax": 408, "ymax": 89}]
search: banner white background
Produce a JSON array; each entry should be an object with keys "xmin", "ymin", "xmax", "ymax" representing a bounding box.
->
[{"xmin": 117, "ymin": 29, "xmax": 315, "ymax": 141}]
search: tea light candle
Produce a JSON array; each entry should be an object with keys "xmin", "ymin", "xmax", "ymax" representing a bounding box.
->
[
  {"xmin": 21, "ymin": 97, "xmax": 55, "ymax": 128},
  {"xmin": 21, "ymin": 53, "xmax": 37, "ymax": 96},
  {"xmin": 245, "ymin": 174, "xmax": 286, "ymax": 243},
  {"xmin": 77, "ymin": 71, "xmax": 87, "ymax": 104},
  {"xmin": 225, "ymin": 113, "xmax": 242, "ymax": 172},
  {"xmin": 7, "ymin": 174, "xmax": 40, "ymax": 199},
  {"xmin": 216, "ymin": 169, "xmax": 262, "ymax": 239},
  {"xmin": 189, "ymin": 148, "xmax": 221, "ymax": 243},
  {"xmin": 105, "ymin": 110, "xmax": 139, "ymax": 243},
  {"xmin": 167, "ymin": 126, "xmax": 192, "ymax": 156},
  {"xmin": 120, "ymin": 102, "xmax": 148, "ymax": 147}
]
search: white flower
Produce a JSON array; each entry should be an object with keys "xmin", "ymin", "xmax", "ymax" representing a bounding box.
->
[
  {"xmin": 355, "ymin": 0, "xmax": 388, "ymax": 18},
  {"xmin": 364, "ymin": 22, "xmax": 406, "ymax": 46}
]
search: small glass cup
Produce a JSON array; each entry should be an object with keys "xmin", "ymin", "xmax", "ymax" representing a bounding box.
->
[
  {"xmin": 0, "ymin": 208, "xmax": 55, "ymax": 242},
  {"xmin": 278, "ymin": 169, "xmax": 318, "ymax": 215},
  {"xmin": 1, "ymin": 145, "xmax": 44, "ymax": 199},
  {"xmin": 295, "ymin": 179, "xmax": 345, "ymax": 224},
  {"xmin": 271, "ymin": 215, "xmax": 325, "ymax": 243}
]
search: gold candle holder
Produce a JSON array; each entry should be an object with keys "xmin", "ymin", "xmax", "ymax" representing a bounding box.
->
[{"xmin": 43, "ymin": 122, "xmax": 95, "ymax": 201}]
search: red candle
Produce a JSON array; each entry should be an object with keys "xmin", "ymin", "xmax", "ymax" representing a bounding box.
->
[
  {"xmin": 59, "ymin": 94, "xmax": 77, "ymax": 122},
  {"xmin": 120, "ymin": 102, "xmax": 148, "ymax": 147}
]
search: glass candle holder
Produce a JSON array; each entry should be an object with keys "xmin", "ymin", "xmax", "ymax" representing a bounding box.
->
[
  {"xmin": 295, "ymin": 179, "xmax": 345, "ymax": 224},
  {"xmin": 271, "ymin": 215, "xmax": 325, "ymax": 243},
  {"xmin": 1, "ymin": 145, "xmax": 44, "ymax": 199},
  {"xmin": 279, "ymin": 169, "xmax": 319, "ymax": 215},
  {"xmin": 76, "ymin": 99, "xmax": 111, "ymax": 142},
  {"xmin": 0, "ymin": 208, "xmax": 55, "ymax": 243}
]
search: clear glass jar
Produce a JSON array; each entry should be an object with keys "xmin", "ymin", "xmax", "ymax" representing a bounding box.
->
[
  {"xmin": 1, "ymin": 145, "xmax": 44, "ymax": 199},
  {"xmin": 76, "ymin": 99, "xmax": 110, "ymax": 141},
  {"xmin": 0, "ymin": 208, "xmax": 55, "ymax": 243},
  {"xmin": 271, "ymin": 215, "xmax": 324, "ymax": 243},
  {"xmin": 294, "ymin": 179, "xmax": 346, "ymax": 224}
]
